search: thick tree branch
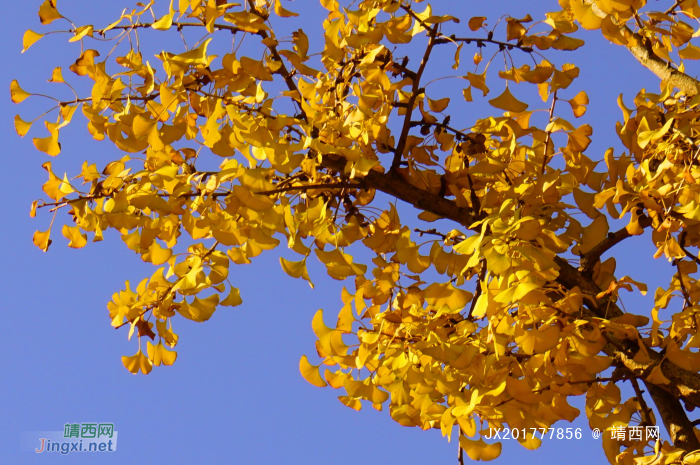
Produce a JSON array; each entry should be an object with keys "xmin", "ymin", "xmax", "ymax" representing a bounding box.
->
[
  {"xmin": 555, "ymin": 255, "xmax": 700, "ymax": 447},
  {"xmin": 645, "ymin": 382, "xmax": 700, "ymax": 451},
  {"xmin": 579, "ymin": 216, "xmax": 651, "ymax": 273},
  {"xmin": 320, "ymin": 155, "xmax": 480, "ymax": 227},
  {"xmin": 584, "ymin": 0, "xmax": 700, "ymax": 95}
]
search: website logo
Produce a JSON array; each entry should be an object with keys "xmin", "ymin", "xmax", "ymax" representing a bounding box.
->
[{"xmin": 21, "ymin": 422, "xmax": 118, "ymax": 455}]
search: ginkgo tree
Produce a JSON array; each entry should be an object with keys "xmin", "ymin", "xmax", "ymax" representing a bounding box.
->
[{"xmin": 16, "ymin": 0, "xmax": 700, "ymax": 462}]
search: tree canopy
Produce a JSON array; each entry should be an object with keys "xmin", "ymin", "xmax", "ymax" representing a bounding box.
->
[{"xmin": 16, "ymin": 0, "xmax": 700, "ymax": 462}]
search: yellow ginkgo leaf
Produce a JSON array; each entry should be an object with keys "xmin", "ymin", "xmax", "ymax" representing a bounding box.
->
[
  {"xmin": 220, "ymin": 286, "xmax": 243, "ymax": 307},
  {"xmin": 143, "ymin": 241, "xmax": 172, "ymax": 265},
  {"xmin": 121, "ymin": 350, "xmax": 153, "ymax": 375},
  {"xmin": 169, "ymin": 38, "xmax": 212, "ymax": 65},
  {"xmin": 38, "ymin": 0, "xmax": 63, "ymax": 25},
  {"xmin": 338, "ymin": 396, "xmax": 362, "ymax": 411},
  {"xmin": 463, "ymin": 86, "xmax": 473, "ymax": 102},
  {"xmin": 280, "ymin": 257, "xmax": 314, "ymax": 288},
  {"xmin": 240, "ymin": 56, "xmax": 274, "ymax": 81},
  {"xmin": 274, "ymin": 0, "xmax": 298, "ymax": 17},
  {"xmin": 423, "ymin": 282, "xmax": 472, "ymax": 311},
  {"xmin": 311, "ymin": 308, "xmax": 333, "ymax": 339},
  {"xmin": 601, "ymin": 15, "xmax": 627, "ymax": 46},
  {"xmin": 22, "ymin": 30, "xmax": 44, "ymax": 53},
  {"xmin": 488, "ymin": 87, "xmax": 528, "ymax": 112},
  {"xmin": 667, "ymin": 339, "xmax": 700, "ymax": 372},
  {"xmin": 69, "ymin": 25, "xmax": 94, "ymax": 42},
  {"xmin": 680, "ymin": 43, "xmax": 700, "ymax": 60},
  {"xmin": 299, "ymin": 355, "xmax": 327, "ymax": 387},
  {"xmin": 152, "ymin": 13, "xmax": 174, "ymax": 31},
  {"xmin": 570, "ymin": 0, "xmax": 603, "ymax": 30},
  {"xmin": 10, "ymin": 80, "xmax": 30, "ymax": 103},
  {"xmin": 147, "ymin": 341, "xmax": 177, "ymax": 366},
  {"xmin": 14, "ymin": 115, "xmax": 32, "ymax": 137},
  {"xmin": 48, "ymin": 67, "xmax": 64, "ymax": 83},
  {"xmin": 344, "ymin": 379, "xmax": 389, "ymax": 404},
  {"xmin": 468, "ymin": 16, "xmax": 486, "ymax": 31},
  {"xmin": 514, "ymin": 324, "xmax": 561, "ymax": 354},
  {"xmin": 459, "ymin": 436, "xmax": 502, "ymax": 461},
  {"xmin": 33, "ymin": 122, "xmax": 61, "ymax": 156},
  {"xmin": 428, "ymin": 97, "xmax": 450, "ymax": 113},
  {"xmin": 465, "ymin": 72, "xmax": 489, "ymax": 96},
  {"xmin": 33, "ymin": 229, "xmax": 52, "ymax": 252},
  {"xmin": 62, "ymin": 224, "xmax": 87, "ymax": 249},
  {"xmin": 320, "ymin": 0, "xmax": 339, "ymax": 11}
]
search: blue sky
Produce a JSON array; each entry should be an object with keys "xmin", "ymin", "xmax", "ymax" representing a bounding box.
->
[{"xmin": 0, "ymin": 0, "xmax": 682, "ymax": 463}]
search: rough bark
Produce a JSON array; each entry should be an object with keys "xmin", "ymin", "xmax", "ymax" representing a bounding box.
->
[
  {"xmin": 645, "ymin": 382, "xmax": 700, "ymax": 451},
  {"xmin": 584, "ymin": 0, "xmax": 700, "ymax": 95}
]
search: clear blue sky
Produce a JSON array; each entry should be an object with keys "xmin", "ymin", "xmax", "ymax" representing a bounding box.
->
[{"xmin": 0, "ymin": 0, "xmax": 679, "ymax": 463}]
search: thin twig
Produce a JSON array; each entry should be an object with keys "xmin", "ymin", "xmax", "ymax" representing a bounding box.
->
[
  {"xmin": 630, "ymin": 376, "xmax": 654, "ymax": 426},
  {"xmin": 392, "ymin": 22, "xmax": 440, "ymax": 169},
  {"xmin": 541, "ymin": 90, "xmax": 558, "ymax": 174}
]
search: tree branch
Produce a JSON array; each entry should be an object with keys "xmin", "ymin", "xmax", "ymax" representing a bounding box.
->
[
  {"xmin": 555, "ymin": 254, "xmax": 700, "ymax": 448},
  {"xmin": 435, "ymin": 36, "xmax": 533, "ymax": 54},
  {"xmin": 246, "ymin": 0, "xmax": 305, "ymax": 119},
  {"xmin": 584, "ymin": 0, "xmax": 700, "ymax": 95},
  {"xmin": 321, "ymin": 157, "xmax": 480, "ymax": 228},
  {"xmin": 541, "ymin": 91, "xmax": 558, "ymax": 174},
  {"xmin": 580, "ymin": 225, "xmax": 634, "ymax": 273},
  {"xmin": 630, "ymin": 376, "xmax": 654, "ymax": 426},
  {"xmin": 392, "ymin": 22, "xmax": 439, "ymax": 169},
  {"xmin": 645, "ymin": 382, "xmax": 700, "ymax": 451},
  {"xmin": 93, "ymin": 22, "xmax": 251, "ymax": 36}
]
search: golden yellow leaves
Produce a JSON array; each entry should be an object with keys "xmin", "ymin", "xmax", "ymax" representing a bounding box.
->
[
  {"xmin": 569, "ymin": 0, "xmax": 603, "ymax": 30},
  {"xmin": 427, "ymin": 97, "xmax": 450, "ymax": 113},
  {"xmin": 147, "ymin": 341, "xmax": 177, "ymax": 366},
  {"xmin": 468, "ymin": 17, "xmax": 487, "ymax": 31},
  {"xmin": 680, "ymin": 43, "xmax": 700, "ymax": 59},
  {"xmin": 23, "ymin": 2, "xmax": 700, "ymax": 461},
  {"xmin": 514, "ymin": 324, "xmax": 561, "ymax": 354},
  {"xmin": 38, "ymin": 0, "xmax": 63, "ymax": 25},
  {"xmin": 299, "ymin": 355, "xmax": 327, "ymax": 387},
  {"xmin": 465, "ymin": 72, "xmax": 489, "ymax": 97},
  {"xmin": 459, "ymin": 437, "xmax": 502, "ymax": 461},
  {"xmin": 122, "ymin": 350, "xmax": 152, "ymax": 374},
  {"xmin": 423, "ymin": 282, "xmax": 472, "ymax": 312},
  {"xmin": 166, "ymin": 38, "xmax": 213, "ymax": 68},
  {"xmin": 220, "ymin": 286, "xmax": 243, "ymax": 306},
  {"xmin": 70, "ymin": 25, "xmax": 94, "ymax": 43},
  {"xmin": 62, "ymin": 225, "xmax": 87, "ymax": 249},
  {"xmin": 666, "ymin": 339, "xmax": 700, "ymax": 372},
  {"xmin": 239, "ymin": 56, "xmax": 273, "ymax": 81},
  {"xmin": 344, "ymin": 379, "xmax": 389, "ymax": 404},
  {"xmin": 315, "ymin": 248, "xmax": 366, "ymax": 280},
  {"xmin": 22, "ymin": 30, "xmax": 44, "ymax": 53},
  {"xmin": 14, "ymin": 115, "xmax": 32, "ymax": 137},
  {"xmin": 274, "ymin": 0, "xmax": 298, "ymax": 18},
  {"xmin": 41, "ymin": 162, "xmax": 73, "ymax": 200},
  {"xmin": 601, "ymin": 15, "xmax": 628, "ymax": 46},
  {"xmin": 152, "ymin": 13, "xmax": 174, "ymax": 31},
  {"xmin": 566, "ymin": 91, "xmax": 589, "ymax": 117},
  {"xmin": 280, "ymin": 257, "xmax": 314, "ymax": 288},
  {"xmin": 33, "ymin": 121, "xmax": 62, "ymax": 157},
  {"xmin": 10, "ymin": 80, "xmax": 30, "ymax": 103},
  {"xmin": 488, "ymin": 87, "xmax": 529, "ymax": 113},
  {"xmin": 33, "ymin": 230, "xmax": 52, "ymax": 252}
]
